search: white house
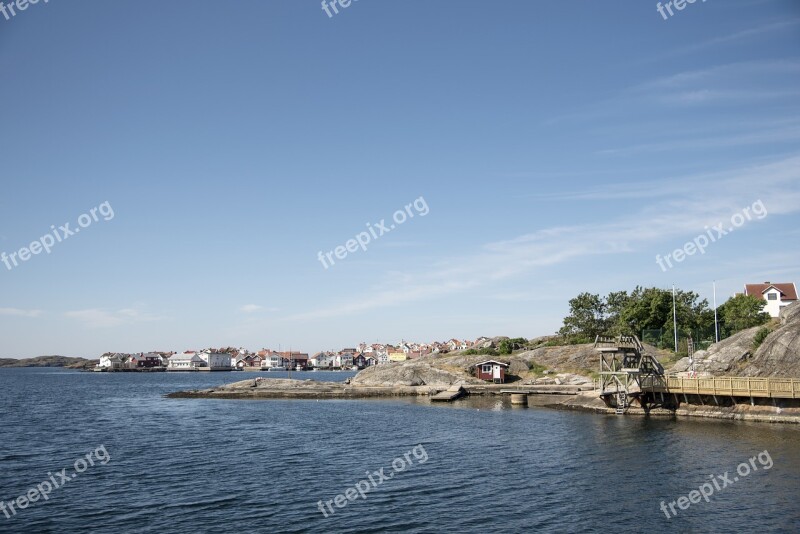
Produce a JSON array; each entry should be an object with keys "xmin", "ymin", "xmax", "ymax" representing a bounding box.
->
[
  {"xmin": 98, "ymin": 353, "xmax": 124, "ymax": 370},
  {"xmin": 198, "ymin": 351, "xmax": 232, "ymax": 370},
  {"xmin": 336, "ymin": 353, "xmax": 354, "ymax": 368},
  {"xmin": 744, "ymin": 282, "xmax": 798, "ymax": 318},
  {"xmin": 167, "ymin": 352, "xmax": 205, "ymax": 371},
  {"xmin": 262, "ymin": 354, "xmax": 288, "ymax": 370},
  {"xmin": 310, "ymin": 353, "xmax": 333, "ymax": 369}
]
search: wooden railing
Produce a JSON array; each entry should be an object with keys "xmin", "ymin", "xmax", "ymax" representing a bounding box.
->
[
  {"xmin": 647, "ymin": 376, "xmax": 800, "ymax": 399},
  {"xmin": 594, "ymin": 335, "xmax": 643, "ymax": 352}
]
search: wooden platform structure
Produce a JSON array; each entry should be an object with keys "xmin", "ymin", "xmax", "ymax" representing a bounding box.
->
[
  {"xmin": 430, "ymin": 385, "xmax": 466, "ymax": 402},
  {"xmin": 596, "ymin": 335, "xmax": 665, "ymax": 414},
  {"xmin": 595, "ymin": 333, "xmax": 800, "ymax": 413}
]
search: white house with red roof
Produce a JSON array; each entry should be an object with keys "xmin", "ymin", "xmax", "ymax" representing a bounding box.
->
[{"xmin": 744, "ymin": 281, "xmax": 798, "ymax": 318}]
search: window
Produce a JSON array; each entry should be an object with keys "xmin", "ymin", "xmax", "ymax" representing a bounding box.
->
[
  {"xmin": 767, "ymin": 293, "xmax": 778, "ymax": 300},
  {"xmin": 482, "ymin": 365, "xmax": 492, "ymax": 373}
]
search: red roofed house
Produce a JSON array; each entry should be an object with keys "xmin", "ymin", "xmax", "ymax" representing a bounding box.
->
[{"xmin": 744, "ymin": 282, "xmax": 798, "ymax": 318}]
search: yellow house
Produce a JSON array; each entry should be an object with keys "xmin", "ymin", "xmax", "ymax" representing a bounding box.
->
[{"xmin": 388, "ymin": 352, "xmax": 407, "ymax": 362}]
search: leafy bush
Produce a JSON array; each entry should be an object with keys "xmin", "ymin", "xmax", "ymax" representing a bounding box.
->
[
  {"xmin": 753, "ymin": 327, "xmax": 771, "ymax": 349},
  {"xmin": 498, "ymin": 337, "xmax": 528, "ymax": 354},
  {"xmin": 528, "ymin": 361, "xmax": 547, "ymax": 374}
]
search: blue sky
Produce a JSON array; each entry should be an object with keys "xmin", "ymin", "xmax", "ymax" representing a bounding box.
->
[{"xmin": 1, "ymin": 0, "xmax": 799, "ymax": 357}]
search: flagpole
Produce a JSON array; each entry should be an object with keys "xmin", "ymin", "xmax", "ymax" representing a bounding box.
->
[
  {"xmin": 713, "ymin": 281, "xmax": 720, "ymax": 343},
  {"xmin": 672, "ymin": 284, "xmax": 678, "ymax": 353}
]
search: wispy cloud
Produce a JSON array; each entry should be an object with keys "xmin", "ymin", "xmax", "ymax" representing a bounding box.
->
[
  {"xmin": 545, "ymin": 60, "xmax": 800, "ymax": 125},
  {"xmin": 538, "ymin": 155, "xmax": 800, "ymax": 202},
  {"xmin": 631, "ymin": 60, "xmax": 800, "ymax": 106},
  {"xmin": 64, "ymin": 308, "xmax": 164, "ymax": 328},
  {"xmin": 292, "ymin": 155, "xmax": 800, "ymax": 320},
  {"xmin": 645, "ymin": 20, "xmax": 800, "ymax": 62},
  {"xmin": 0, "ymin": 308, "xmax": 42, "ymax": 318},
  {"xmin": 597, "ymin": 123, "xmax": 800, "ymax": 156}
]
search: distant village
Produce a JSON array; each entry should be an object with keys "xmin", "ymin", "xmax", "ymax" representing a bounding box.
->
[
  {"xmin": 95, "ymin": 281, "xmax": 798, "ymax": 374},
  {"xmin": 95, "ymin": 337, "xmax": 492, "ymax": 372}
]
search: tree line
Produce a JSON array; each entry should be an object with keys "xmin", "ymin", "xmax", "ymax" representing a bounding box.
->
[{"xmin": 557, "ymin": 286, "xmax": 770, "ymax": 347}]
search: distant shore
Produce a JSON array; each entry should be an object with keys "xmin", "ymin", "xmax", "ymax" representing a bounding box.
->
[{"xmin": 0, "ymin": 356, "xmax": 95, "ymax": 369}]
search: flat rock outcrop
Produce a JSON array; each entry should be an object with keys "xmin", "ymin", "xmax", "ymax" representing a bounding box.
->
[
  {"xmin": 351, "ymin": 360, "xmax": 480, "ymax": 387},
  {"xmin": 514, "ymin": 344, "xmax": 597, "ymax": 374},
  {"xmin": 167, "ymin": 377, "xmax": 442, "ymax": 399}
]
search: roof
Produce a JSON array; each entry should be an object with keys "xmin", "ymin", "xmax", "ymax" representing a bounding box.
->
[
  {"xmin": 474, "ymin": 360, "xmax": 510, "ymax": 368},
  {"xmin": 744, "ymin": 282, "xmax": 798, "ymax": 301},
  {"xmin": 132, "ymin": 353, "xmax": 161, "ymax": 360},
  {"xmin": 171, "ymin": 353, "xmax": 204, "ymax": 362}
]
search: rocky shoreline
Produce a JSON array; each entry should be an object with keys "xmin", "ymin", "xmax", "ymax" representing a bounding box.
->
[
  {"xmin": 167, "ymin": 376, "xmax": 800, "ymax": 425},
  {"xmin": 166, "ymin": 378, "xmax": 448, "ymax": 400},
  {"xmin": 168, "ymin": 304, "xmax": 800, "ymax": 425}
]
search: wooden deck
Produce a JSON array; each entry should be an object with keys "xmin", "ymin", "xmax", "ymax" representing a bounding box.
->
[
  {"xmin": 648, "ymin": 376, "xmax": 800, "ymax": 399},
  {"xmin": 430, "ymin": 385, "xmax": 466, "ymax": 402}
]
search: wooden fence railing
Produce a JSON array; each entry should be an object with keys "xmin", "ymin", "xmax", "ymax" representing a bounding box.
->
[{"xmin": 646, "ymin": 376, "xmax": 800, "ymax": 399}]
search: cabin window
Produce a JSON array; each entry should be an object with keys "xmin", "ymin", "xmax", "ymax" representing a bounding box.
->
[
  {"xmin": 482, "ymin": 365, "xmax": 492, "ymax": 373},
  {"xmin": 767, "ymin": 293, "xmax": 777, "ymax": 300}
]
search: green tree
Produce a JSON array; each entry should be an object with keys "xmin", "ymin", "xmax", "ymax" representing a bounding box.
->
[
  {"xmin": 718, "ymin": 294, "xmax": 770, "ymax": 334},
  {"xmin": 558, "ymin": 292, "xmax": 608, "ymax": 343},
  {"xmin": 618, "ymin": 287, "xmax": 711, "ymax": 339},
  {"xmin": 557, "ymin": 286, "xmax": 714, "ymax": 348},
  {"xmin": 605, "ymin": 290, "xmax": 631, "ymax": 335},
  {"xmin": 618, "ymin": 286, "xmax": 673, "ymax": 335}
]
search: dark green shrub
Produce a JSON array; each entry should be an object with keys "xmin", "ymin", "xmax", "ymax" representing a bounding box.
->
[{"xmin": 753, "ymin": 327, "xmax": 771, "ymax": 349}]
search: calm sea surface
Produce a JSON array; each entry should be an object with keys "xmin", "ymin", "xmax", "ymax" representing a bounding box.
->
[{"xmin": 1, "ymin": 368, "xmax": 799, "ymax": 533}]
